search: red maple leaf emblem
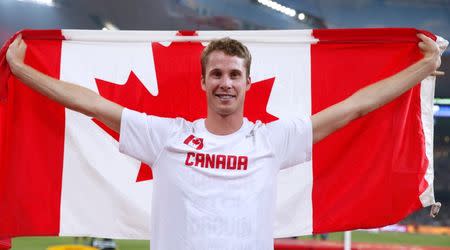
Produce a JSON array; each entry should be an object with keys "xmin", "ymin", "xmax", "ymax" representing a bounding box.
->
[{"xmin": 93, "ymin": 41, "xmax": 277, "ymax": 182}]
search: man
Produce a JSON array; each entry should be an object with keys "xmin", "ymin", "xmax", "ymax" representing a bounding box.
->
[{"xmin": 6, "ymin": 34, "xmax": 442, "ymax": 249}]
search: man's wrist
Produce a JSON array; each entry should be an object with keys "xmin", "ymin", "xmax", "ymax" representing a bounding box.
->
[
  {"xmin": 420, "ymin": 56, "xmax": 439, "ymax": 75},
  {"xmin": 10, "ymin": 60, "xmax": 26, "ymax": 76}
]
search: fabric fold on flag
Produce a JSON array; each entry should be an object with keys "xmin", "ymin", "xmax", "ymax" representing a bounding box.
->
[
  {"xmin": 0, "ymin": 238, "xmax": 11, "ymax": 250},
  {"xmin": 0, "ymin": 32, "xmax": 17, "ymax": 102}
]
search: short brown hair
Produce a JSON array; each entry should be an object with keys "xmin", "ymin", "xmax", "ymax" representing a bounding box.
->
[{"xmin": 201, "ymin": 38, "xmax": 252, "ymax": 78}]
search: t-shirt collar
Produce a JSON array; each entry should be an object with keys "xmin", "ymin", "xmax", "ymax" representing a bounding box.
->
[{"xmin": 194, "ymin": 118, "xmax": 253, "ymax": 139}]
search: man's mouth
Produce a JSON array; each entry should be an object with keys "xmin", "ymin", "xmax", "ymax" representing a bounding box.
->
[{"xmin": 214, "ymin": 94, "xmax": 236, "ymax": 100}]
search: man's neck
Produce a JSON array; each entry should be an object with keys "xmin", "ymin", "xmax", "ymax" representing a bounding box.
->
[{"xmin": 205, "ymin": 112, "xmax": 244, "ymax": 136}]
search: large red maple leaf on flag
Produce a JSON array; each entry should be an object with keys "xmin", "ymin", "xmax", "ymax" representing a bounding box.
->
[{"xmin": 93, "ymin": 41, "xmax": 277, "ymax": 182}]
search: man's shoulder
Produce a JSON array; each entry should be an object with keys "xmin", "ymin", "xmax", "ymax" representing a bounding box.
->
[
  {"xmin": 122, "ymin": 108, "xmax": 197, "ymax": 133},
  {"xmin": 261, "ymin": 116, "xmax": 312, "ymax": 134}
]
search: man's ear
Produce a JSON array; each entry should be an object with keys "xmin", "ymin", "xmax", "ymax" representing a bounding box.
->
[
  {"xmin": 201, "ymin": 76, "xmax": 206, "ymax": 91},
  {"xmin": 246, "ymin": 76, "xmax": 251, "ymax": 91}
]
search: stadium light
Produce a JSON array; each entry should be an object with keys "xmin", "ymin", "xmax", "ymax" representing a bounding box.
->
[
  {"xmin": 17, "ymin": 0, "xmax": 54, "ymax": 7},
  {"xmin": 298, "ymin": 13, "xmax": 306, "ymax": 21},
  {"xmin": 435, "ymin": 98, "xmax": 450, "ymax": 105},
  {"xmin": 257, "ymin": 0, "xmax": 296, "ymax": 17},
  {"xmin": 102, "ymin": 21, "xmax": 119, "ymax": 30},
  {"xmin": 433, "ymin": 105, "xmax": 440, "ymax": 113},
  {"xmin": 434, "ymin": 105, "xmax": 450, "ymax": 117}
]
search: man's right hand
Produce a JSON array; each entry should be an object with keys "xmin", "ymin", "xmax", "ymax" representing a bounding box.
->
[
  {"xmin": 6, "ymin": 35, "xmax": 27, "ymax": 74},
  {"xmin": 5, "ymin": 34, "xmax": 124, "ymax": 133}
]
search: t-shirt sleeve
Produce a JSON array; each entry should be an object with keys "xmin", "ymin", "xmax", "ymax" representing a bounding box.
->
[
  {"xmin": 119, "ymin": 108, "xmax": 175, "ymax": 165},
  {"xmin": 266, "ymin": 117, "xmax": 312, "ymax": 169}
]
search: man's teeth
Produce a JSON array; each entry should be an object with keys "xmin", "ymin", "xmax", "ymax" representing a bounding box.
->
[{"xmin": 216, "ymin": 94, "xmax": 234, "ymax": 99}]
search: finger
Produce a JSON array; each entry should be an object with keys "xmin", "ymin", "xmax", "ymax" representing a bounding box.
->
[
  {"xmin": 18, "ymin": 37, "xmax": 26, "ymax": 47},
  {"xmin": 417, "ymin": 33, "xmax": 426, "ymax": 40},
  {"xmin": 17, "ymin": 35, "xmax": 24, "ymax": 46},
  {"xmin": 417, "ymin": 33, "xmax": 433, "ymax": 42},
  {"xmin": 16, "ymin": 34, "xmax": 23, "ymax": 44},
  {"xmin": 417, "ymin": 33, "xmax": 435, "ymax": 47},
  {"xmin": 431, "ymin": 71, "xmax": 445, "ymax": 76},
  {"xmin": 19, "ymin": 43, "xmax": 27, "ymax": 53},
  {"xmin": 418, "ymin": 41, "xmax": 426, "ymax": 50},
  {"xmin": 417, "ymin": 33, "xmax": 428, "ymax": 42},
  {"xmin": 10, "ymin": 35, "xmax": 22, "ymax": 49},
  {"xmin": 10, "ymin": 37, "xmax": 19, "ymax": 48}
]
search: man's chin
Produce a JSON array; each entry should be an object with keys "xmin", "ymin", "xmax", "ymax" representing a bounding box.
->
[
  {"xmin": 208, "ymin": 100, "xmax": 242, "ymax": 117},
  {"xmin": 217, "ymin": 109, "xmax": 234, "ymax": 116},
  {"xmin": 214, "ymin": 106, "xmax": 237, "ymax": 117}
]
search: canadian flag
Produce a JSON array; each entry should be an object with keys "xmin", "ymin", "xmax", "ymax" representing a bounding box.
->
[{"xmin": 0, "ymin": 28, "xmax": 447, "ymax": 239}]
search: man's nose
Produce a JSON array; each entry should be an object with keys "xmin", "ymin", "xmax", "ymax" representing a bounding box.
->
[{"xmin": 220, "ymin": 77, "xmax": 232, "ymax": 89}]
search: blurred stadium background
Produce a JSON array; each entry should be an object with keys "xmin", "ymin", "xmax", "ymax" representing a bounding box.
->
[{"xmin": 1, "ymin": 0, "xmax": 449, "ymax": 249}]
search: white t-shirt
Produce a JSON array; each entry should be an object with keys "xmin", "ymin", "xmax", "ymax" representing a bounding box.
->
[{"xmin": 119, "ymin": 108, "xmax": 312, "ymax": 250}]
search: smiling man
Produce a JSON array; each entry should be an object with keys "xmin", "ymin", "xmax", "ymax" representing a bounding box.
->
[
  {"xmin": 200, "ymin": 39, "xmax": 252, "ymax": 135},
  {"xmin": 5, "ymin": 34, "xmax": 442, "ymax": 250}
]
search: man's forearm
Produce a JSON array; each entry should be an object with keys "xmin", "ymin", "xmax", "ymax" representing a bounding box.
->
[
  {"xmin": 351, "ymin": 56, "xmax": 436, "ymax": 117},
  {"xmin": 312, "ymin": 34, "xmax": 442, "ymax": 144},
  {"xmin": 10, "ymin": 61, "xmax": 123, "ymax": 132},
  {"xmin": 11, "ymin": 61, "xmax": 103, "ymax": 117},
  {"xmin": 6, "ymin": 36, "xmax": 123, "ymax": 133},
  {"xmin": 312, "ymin": 56, "xmax": 436, "ymax": 143}
]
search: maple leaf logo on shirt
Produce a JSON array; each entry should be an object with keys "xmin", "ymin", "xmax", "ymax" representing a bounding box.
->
[
  {"xmin": 92, "ymin": 41, "xmax": 277, "ymax": 182},
  {"xmin": 183, "ymin": 135, "xmax": 204, "ymax": 150}
]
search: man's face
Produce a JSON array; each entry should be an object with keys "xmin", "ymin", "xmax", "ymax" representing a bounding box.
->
[{"xmin": 202, "ymin": 51, "xmax": 251, "ymax": 117}]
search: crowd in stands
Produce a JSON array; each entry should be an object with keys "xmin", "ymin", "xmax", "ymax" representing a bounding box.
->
[
  {"xmin": 401, "ymin": 140, "xmax": 450, "ymax": 227},
  {"xmin": 402, "ymin": 207, "xmax": 450, "ymax": 227},
  {"xmin": 434, "ymin": 146, "xmax": 450, "ymax": 192}
]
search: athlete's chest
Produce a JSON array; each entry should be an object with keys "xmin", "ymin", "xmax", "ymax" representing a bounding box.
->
[{"xmin": 154, "ymin": 130, "xmax": 278, "ymax": 177}]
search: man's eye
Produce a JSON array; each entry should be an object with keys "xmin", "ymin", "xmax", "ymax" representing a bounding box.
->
[
  {"xmin": 230, "ymin": 72, "xmax": 241, "ymax": 78},
  {"xmin": 212, "ymin": 71, "xmax": 221, "ymax": 78}
]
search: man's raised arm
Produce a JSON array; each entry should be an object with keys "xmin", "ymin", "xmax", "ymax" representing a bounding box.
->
[
  {"xmin": 312, "ymin": 33, "xmax": 443, "ymax": 144},
  {"xmin": 6, "ymin": 35, "xmax": 123, "ymax": 133}
]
